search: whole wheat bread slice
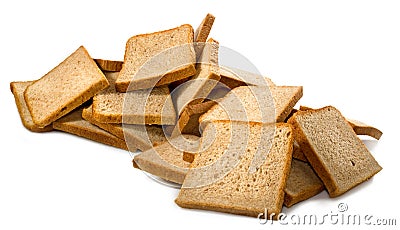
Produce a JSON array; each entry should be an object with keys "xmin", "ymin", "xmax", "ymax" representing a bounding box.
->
[
  {"xmin": 92, "ymin": 72, "xmax": 176, "ymax": 125},
  {"xmin": 24, "ymin": 46, "xmax": 109, "ymax": 127},
  {"xmin": 53, "ymin": 108, "xmax": 128, "ymax": 150},
  {"xmin": 10, "ymin": 81, "xmax": 53, "ymax": 132},
  {"xmin": 82, "ymin": 105, "xmax": 167, "ymax": 151},
  {"xmin": 219, "ymin": 66, "xmax": 275, "ymax": 89},
  {"xmin": 94, "ymin": 59, "xmax": 123, "ymax": 72},
  {"xmin": 116, "ymin": 24, "xmax": 196, "ymax": 92},
  {"xmin": 199, "ymin": 85, "xmax": 303, "ymax": 125},
  {"xmin": 175, "ymin": 121, "xmax": 293, "ymax": 218},
  {"xmin": 173, "ymin": 38, "xmax": 221, "ymax": 116},
  {"xmin": 134, "ymin": 135, "xmax": 200, "ymax": 184},
  {"xmin": 171, "ymin": 100, "xmax": 216, "ymax": 137},
  {"xmin": 284, "ymin": 159, "xmax": 325, "ymax": 207},
  {"xmin": 288, "ymin": 106, "xmax": 382, "ymax": 197}
]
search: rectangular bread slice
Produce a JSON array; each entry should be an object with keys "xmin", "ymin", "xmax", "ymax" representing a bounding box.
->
[
  {"xmin": 288, "ymin": 106, "xmax": 382, "ymax": 197},
  {"xmin": 53, "ymin": 108, "xmax": 128, "ymax": 150},
  {"xmin": 82, "ymin": 105, "xmax": 167, "ymax": 151},
  {"xmin": 175, "ymin": 121, "xmax": 293, "ymax": 218},
  {"xmin": 133, "ymin": 135, "xmax": 200, "ymax": 184},
  {"xmin": 171, "ymin": 100, "xmax": 216, "ymax": 137},
  {"xmin": 199, "ymin": 85, "xmax": 303, "ymax": 125},
  {"xmin": 24, "ymin": 46, "xmax": 109, "ymax": 127},
  {"xmin": 94, "ymin": 59, "xmax": 123, "ymax": 72},
  {"xmin": 10, "ymin": 81, "xmax": 53, "ymax": 132},
  {"xmin": 219, "ymin": 66, "xmax": 275, "ymax": 89},
  {"xmin": 92, "ymin": 72, "xmax": 176, "ymax": 125},
  {"xmin": 284, "ymin": 159, "xmax": 325, "ymax": 207},
  {"xmin": 173, "ymin": 38, "xmax": 221, "ymax": 115},
  {"xmin": 116, "ymin": 24, "xmax": 196, "ymax": 92}
]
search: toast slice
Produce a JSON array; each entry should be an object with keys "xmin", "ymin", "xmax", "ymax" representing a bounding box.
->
[
  {"xmin": 171, "ymin": 100, "xmax": 216, "ymax": 137},
  {"xmin": 284, "ymin": 159, "xmax": 325, "ymax": 207},
  {"xmin": 288, "ymin": 106, "xmax": 382, "ymax": 197},
  {"xmin": 219, "ymin": 66, "xmax": 275, "ymax": 89},
  {"xmin": 53, "ymin": 108, "xmax": 128, "ymax": 150},
  {"xmin": 82, "ymin": 105, "xmax": 167, "ymax": 151},
  {"xmin": 134, "ymin": 135, "xmax": 200, "ymax": 184},
  {"xmin": 173, "ymin": 38, "xmax": 221, "ymax": 115},
  {"xmin": 116, "ymin": 24, "xmax": 196, "ymax": 92},
  {"xmin": 194, "ymin": 13, "xmax": 216, "ymax": 60},
  {"xmin": 24, "ymin": 46, "xmax": 109, "ymax": 127},
  {"xmin": 10, "ymin": 81, "xmax": 53, "ymax": 132},
  {"xmin": 175, "ymin": 121, "xmax": 293, "ymax": 218},
  {"xmin": 199, "ymin": 85, "xmax": 303, "ymax": 125},
  {"xmin": 94, "ymin": 59, "xmax": 123, "ymax": 72},
  {"xmin": 92, "ymin": 72, "xmax": 176, "ymax": 125}
]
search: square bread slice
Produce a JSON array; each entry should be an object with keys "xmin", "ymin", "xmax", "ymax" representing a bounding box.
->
[
  {"xmin": 175, "ymin": 121, "xmax": 293, "ymax": 218},
  {"xmin": 24, "ymin": 46, "xmax": 109, "ymax": 127},
  {"xmin": 94, "ymin": 59, "xmax": 123, "ymax": 72},
  {"xmin": 219, "ymin": 66, "xmax": 275, "ymax": 89},
  {"xmin": 173, "ymin": 38, "xmax": 221, "ymax": 115},
  {"xmin": 284, "ymin": 159, "xmax": 325, "ymax": 207},
  {"xmin": 53, "ymin": 108, "xmax": 128, "ymax": 150},
  {"xmin": 10, "ymin": 81, "xmax": 53, "ymax": 132},
  {"xmin": 199, "ymin": 85, "xmax": 303, "ymax": 125},
  {"xmin": 288, "ymin": 106, "xmax": 382, "ymax": 197},
  {"xmin": 92, "ymin": 72, "xmax": 176, "ymax": 125},
  {"xmin": 82, "ymin": 105, "xmax": 167, "ymax": 151},
  {"xmin": 116, "ymin": 24, "xmax": 196, "ymax": 92},
  {"xmin": 134, "ymin": 135, "xmax": 200, "ymax": 184},
  {"xmin": 171, "ymin": 100, "xmax": 216, "ymax": 137}
]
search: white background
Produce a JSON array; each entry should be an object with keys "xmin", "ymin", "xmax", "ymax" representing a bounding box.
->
[{"xmin": 1, "ymin": 0, "xmax": 399, "ymax": 229}]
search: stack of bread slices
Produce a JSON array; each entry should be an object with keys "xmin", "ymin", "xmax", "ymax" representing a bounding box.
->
[{"xmin": 10, "ymin": 13, "xmax": 382, "ymax": 219}]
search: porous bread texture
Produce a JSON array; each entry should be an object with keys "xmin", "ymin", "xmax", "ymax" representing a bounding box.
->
[
  {"xmin": 83, "ymin": 105, "xmax": 167, "ymax": 151},
  {"xmin": 173, "ymin": 38, "xmax": 220, "ymax": 116},
  {"xmin": 134, "ymin": 135, "xmax": 200, "ymax": 184},
  {"xmin": 24, "ymin": 46, "xmax": 109, "ymax": 127},
  {"xmin": 10, "ymin": 81, "xmax": 53, "ymax": 132},
  {"xmin": 288, "ymin": 106, "xmax": 382, "ymax": 197},
  {"xmin": 53, "ymin": 108, "xmax": 128, "ymax": 150},
  {"xmin": 175, "ymin": 121, "xmax": 293, "ymax": 218},
  {"xmin": 116, "ymin": 24, "xmax": 196, "ymax": 92},
  {"xmin": 284, "ymin": 159, "xmax": 324, "ymax": 207},
  {"xmin": 199, "ymin": 85, "xmax": 303, "ymax": 125},
  {"xmin": 299, "ymin": 105, "xmax": 383, "ymax": 140},
  {"xmin": 92, "ymin": 72, "xmax": 176, "ymax": 125},
  {"xmin": 94, "ymin": 59, "xmax": 123, "ymax": 72}
]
